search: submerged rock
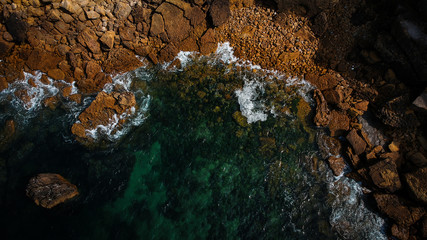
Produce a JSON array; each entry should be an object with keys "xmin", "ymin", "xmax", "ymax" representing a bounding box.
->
[
  {"xmin": 71, "ymin": 91, "xmax": 136, "ymax": 146},
  {"xmin": 26, "ymin": 173, "xmax": 78, "ymax": 209}
]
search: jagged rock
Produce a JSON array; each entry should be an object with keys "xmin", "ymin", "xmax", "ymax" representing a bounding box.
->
[
  {"xmin": 119, "ymin": 26, "xmax": 135, "ymax": 42},
  {"xmin": 150, "ymin": 13, "xmax": 166, "ymax": 38},
  {"xmin": 85, "ymin": 60, "xmax": 101, "ymax": 80},
  {"xmin": 327, "ymin": 156, "xmax": 346, "ymax": 176},
  {"xmin": 317, "ymin": 133, "xmax": 342, "ymax": 159},
  {"xmin": 60, "ymin": 0, "xmax": 82, "ymax": 14},
  {"xmin": 47, "ymin": 68, "xmax": 65, "ymax": 80},
  {"xmin": 103, "ymin": 48, "xmax": 143, "ymax": 74},
  {"xmin": 328, "ymin": 110, "xmax": 349, "ymax": 137},
  {"xmin": 77, "ymin": 72, "xmax": 112, "ymax": 94},
  {"xmin": 199, "ymin": 28, "xmax": 217, "ymax": 55},
  {"xmin": 374, "ymin": 193, "xmax": 425, "ymax": 226},
  {"xmin": 209, "ymin": 0, "xmax": 231, "ymax": 27},
  {"xmin": 322, "ymin": 87, "xmax": 343, "ymax": 105},
  {"xmin": 5, "ymin": 13, "xmax": 29, "ymax": 43},
  {"xmin": 346, "ymin": 129, "xmax": 366, "ymax": 155},
  {"xmin": 157, "ymin": 2, "xmax": 191, "ymax": 43},
  {"xmin": 26, "ymin": 173, "xmax": 78, "ymax": 209},
  {"xmin": 71, "ymin": 91, "xmax": 136, "ymax": 145},
  {"xmin": 305, "ymin": 72, "xmax": 340, "ymax": 90},
  {"xmin": 158, "ymin": 43, "xmax": 179, "ymax": 63},
  {"xmin": 26, "ymin": 48, "xmax": 62, "ymax": 72},
  {"xmin": 0, "ymin": 38, "xmax": 14, "ymax": 59},
  {"xmin": 313, "ymin": 89, "xmax": 330, "ymax": 127},
  {"xmin": 100, "ymin": 31, "xmax": 115, "ymax": 50},
  {"xmin": 43, "ymin": 96, "xmax": 60, "ymax": 110},
  {"xmin": 354, "ymin": 100, "xmax": 369, "ymax": 112},
  {"xmin": 54, "ymin": 21, "xmax": 70, "ymax": 34},
  {"xmin": 377, "ymin": 95, "xmax": 418, "ymax": 128},
  {"xmin": 391, "ymin": 224, "xmax": 409, "ymax": 240},
  {"xmin": 77, "ymin": 28, "xmax": 101, "ymax": 54},
  {"xmin": 114, "ymin": 2, "xmax": 132, "ymax": 20},
  {"xmin": 388, "ymin": 141, "xmax": 399, "ymax": 152},
  {"xmin": 369, "ymin": 159, "xmax": 401, "ymax": 192},
  {"xmin": 405, "ymin": 167, "xmax": 427, "ymax": 204},
  {"xmin": 0, "ymin": 77, "xmax": 8, "ymax": 91},
  {"xmin": 85, "ymin": 10, "xmax": 100, "ymax": 20},
  {"xmin": 187, "ymin": 6, "xmax": 205, "ymax": 26},
  {"xmin": 346, "ymin": 146, "xmax": 361, "ymax": 168}
]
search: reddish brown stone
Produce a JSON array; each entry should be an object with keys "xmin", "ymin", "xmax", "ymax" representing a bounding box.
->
[
  {"xmin": 322, "ymin": 88, "xmax": 343, "ymax": 105},
  {"xmin": 327, "ymin": 156, "xmax": 346, "ymax": 176},
  {"xmin": 77, "ymin": 28, "xmax": 101, "ymax": 54},
  {"xmin": 391, "ymin": 224, "xmax": 409, "ymax": 240},
  {"xmin": 26, "ymin": 173, "xmax": 78, "ymax": 209},
  {"xmin": 313, "ymin": 89, "xmax": 330, "ymax": 127},
  {"xmin": 71, "ymin": 91, "xmax": 136, "ymax": 145},
  {"xmin": 0, "ymin": 77, "xmax": 8, "ymax": 91},
  {"xmin": 208, "ymin": 0, "xmax": 231, "ymax": 27},
  {"xmin": 374, "ymin": 193, "xmax": 425, "ymax": 226},
  {"xmin": 77, "ymin": 72, "xmax": 112, "ymax": 94},
  {"xmin": 26, "ymin": 48, "xmax": 62, "ymax": 72},
  {"xmin": 158, "ymin": 43, "xmax": 179, "ymax": 63},
  {"xmin": 103, "ymin": 48, "xmax": 143, "ymax": 74},
  {"xmin": 328, "ymin": 110, "xmax": 349, "ymax": 137},
  {"xmin": 369, "ymin": 159, "xmax": 401, "ymax": 192},
  {"xmin": 346, "ymin": 129, "xmax": 367, "ymax": 155},
  {"xmin": 305, "ymin": 72, "xmax": 340, "ymax": 90},
  {"xmin": 0, "ymin": 38, "xmax": 14, "ymax": 59},
  {"xmin": 47, "ymin": 68, "xmax": 65, "ymax": 80},
  {"xmin": 354, "ymin": 100, "xmax": 369, "ymax": 111},
  {"xmin": 85, "ymin": 60, "xmax": 101, "ymax": 80},
  {"xmin": 199, "ymin": 28, "xmax": 217, "ymax": 55},
  {"xmin": 157, "ymin": 2, "xmax": 191, "ymax": 43},
  {"xmin": 405, "ymin": 167, "xmax": 427, "ymax": 204},
  {"xmin": 43, "ymin": 96, "xmax": 60, "ymax": 110}
]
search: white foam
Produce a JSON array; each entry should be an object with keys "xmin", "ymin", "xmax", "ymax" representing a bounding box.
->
[{"xmin": 235, "ymin": 79, "xmax": 268, "ymax": 123}]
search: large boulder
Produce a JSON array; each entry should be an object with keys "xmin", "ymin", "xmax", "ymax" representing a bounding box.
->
[
  {"xmin": 26, "ymin": 48, "xmax": 62, "ymax": 72},
  {"xmin": 103, "ymin": 48, "xmax": 143, "ymax": 74},
  {"xmin": 208, "ymin": 0, "xmax": 231, "ymax": 27},
  {"xmin": 156, "ymin": 2, "xmax": 191, "ymax": 43},
  {"xmin": 71, "ymin": 91, "xmax": 136, "ymax": 145},
  {"xmin": 405, "ymin": 167, "xmax": 427, "ymax": 204},
  {"xmin": 369, "ymin": 159, "xmax": 401, "ymax": 192},
  {"xmin": 374, "ymin": 193, "xmax": 425, "ymax": 227},
  {"xmin": 26, "ymin": 173, "xmax": 79, "ymax": 209},
  {"xmin": 5, "ymin": 13, "xmax": 29, "ymax": 43}
]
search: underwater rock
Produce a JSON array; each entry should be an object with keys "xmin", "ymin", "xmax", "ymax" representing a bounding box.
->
[
  {"xmin": 327, "ymin": 156, "xmax": 346, "ymax": 176},
  {"xmin": 232, "ymin": 111, "xmax": 249, "ymax": 127},
  {"xmin": 313, "ymin": 89, "xmax": 330, "ymax": 127},
  {"xmin": 71, "ymin": 91, "xmax": 136, "ymax": 146},
  {"xmin": 404, "ymin": 167, "xmax": 427, "ymax": 204},
  {"xmin": 26, "ymin": 173, "xmax": 79, "ymax": 209},
  {"xmin": 369, "ymin": 159, "xmax": 401, "ymax": 192}
]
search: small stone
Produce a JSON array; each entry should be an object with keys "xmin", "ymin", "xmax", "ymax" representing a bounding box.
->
[
  {"xmin": 86, "ymin": 10, "xmax": 100, "ymax": 20},
  {"xmin": 354, "ymin": 101, "xmax": 369, "ymax": 112},
  {"xmin": 388, "ymin": 142, "xmax": 399, "ymax": 152}
]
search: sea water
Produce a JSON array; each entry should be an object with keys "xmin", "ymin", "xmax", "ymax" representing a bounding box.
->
[{"xmin": 0, "ymin": 43, "xmax": 386, "ymax": 240}]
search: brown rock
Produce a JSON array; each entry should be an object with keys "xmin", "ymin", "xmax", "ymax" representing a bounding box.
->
[
  {"xmin": 209, "ymin": 0, "xmax": 231, "ymax": 27},
  {"xmin": 305, "ymin": 72, "xmax": 340, "ymax": 90},
  {"xmin": 68, "ymin": 94, "xmax": 82, "ymax": 104},
  {"xmin": 328, "ymin": 110, "xmax": 349, "ymax": 137},
  {"xmin": 354, "ymin": 100, "xmax": 369, "ymax": 112},
  {"xmin": 26, "ymin": 48, "xmax": 62, "ymax": 72},
  {"xmin": 405, "ymin": 167, "xmax": 427, "ymax": 204},
  {"xmin": 187, "ymin": 6, "xmax": 205, "ymax": 26},
  {"xmin": 317, "ymin": 134, "xmax": 342, "ymax": 159},
  {"xmin": 103, "ymin": 48, "xmax": 143, "ymax": 74},
  {"xmin": 0, "ymin": 77, "xmax": 8, "ymax": 91},
  {"xmin": 346, "ymin": 146, "xmax": 361, "ymax": 168},
  {"xmin": 0, "ymin": 38, "xmax": 14, "ymax": 59},
  {"xmin": 114, "ymin": 2, "xmax": 132, "ymax": 20},
  {"xmin": 77, "ymin": 28, "xmax": 101, "ymax": 54},
  {"xmin": 71, "ymin": 91, "xmax": 136, "ymax": 145},
  {"xmin": 178, "ymin": 37, "xmax": 200, "ymax": 52},
  {"xmin": 422, "ymin": 216, "xmax": 427, "ymax": 238},
  {"xmin": 313, "ymin": 89, "xmax": 330, "ymax": 127},
  {"xmin": 157, "ymin": 2, "xmax": 191, "ymax": 43},
  {"xmin": 374, "ymin": 193, "xmax": 425, "ymax": 226},
  {"xmin": 26, "ymin": 173, "xmax": 78, "ymax": 209},
  {"xmin": 158, "ymin": 43, "xmax": 179, "ymax": 63},
  {"xmin": 346, "ymin": 129, "xmax": 367, "ymax": 155},
  {"xmin": 47, "ymin": 69, "xmax": 65, "ymax": 80},
  {"xmin": 391, "ymin": 224, "xmax": 409, "ymax": 240},
  {"xmin": 85, "ymin": 60, "xmax": 101, "ymax": 80},
  {"xmin": 150, "ymin": 13, "xmax": 166, "ymax": 38},
  {"xmin": 407, "ymin": 151, "xmax": 427, "ymax": 167},
  {"xmin": 5, "ymin": 13, "xmax": 29, "ymax": 43},
  {"xmin": 77, "ymin": 72, "xmax": 112, "ymax": 94},
  {"xmin": 100, "ymin": 31, "xmax": 115, "ymax": 50},
  {"xmin": 199, "ymin": 28, "xmax": 217, "ymax": 55},
  {"xmin": 327, "ymin": 156, "xmax": 346, "ymax": 176},
  {"xmin": 54, "ymin": 21, "xmax": 70, "ymax": 34},
  {"xmin": 369, "ymin": 159, "xmax": 401, "ymax": 192},
  {"xmin": 43, "ymin": 96, "xmax": 60, "ymax": 110},
  {"xmin": 322, "ymin": 88, "xmax": 343, "ymax": 105}
]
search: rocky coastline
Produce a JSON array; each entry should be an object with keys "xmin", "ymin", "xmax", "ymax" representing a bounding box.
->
[{"xmin": 1, "ymin": 0, "xmax": 427, "ymax": 239}]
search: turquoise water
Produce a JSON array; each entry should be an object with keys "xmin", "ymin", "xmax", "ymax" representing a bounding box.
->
[{"xmin": 0, "ymin": 45, "xmax": 386, "ymax": 239}]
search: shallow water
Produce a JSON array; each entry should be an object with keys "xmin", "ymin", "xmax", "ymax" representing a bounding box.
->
[{"xmin": 0, "ymin": 44, "xmax": 386, "ymax": 240}]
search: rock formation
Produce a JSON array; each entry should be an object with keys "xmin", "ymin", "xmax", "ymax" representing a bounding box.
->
[{"xmin": 26, "ymin": 173, "xmax": 79, "ymax": 209}]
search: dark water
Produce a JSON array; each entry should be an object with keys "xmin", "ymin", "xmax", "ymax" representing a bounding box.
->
[{"xmin": 0, "ymin": 46, "xmax": 386, "ymax": 240}]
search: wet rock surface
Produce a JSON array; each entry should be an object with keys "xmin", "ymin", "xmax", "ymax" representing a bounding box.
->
[{"xmin": 26, "ymin": 173, "xmax": 79, "ymax": 209}]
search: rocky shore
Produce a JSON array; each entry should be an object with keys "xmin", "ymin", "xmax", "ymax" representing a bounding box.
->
[{"xmin": 1, "ymin": 0, "xmax": 427, "ymax": 239}]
